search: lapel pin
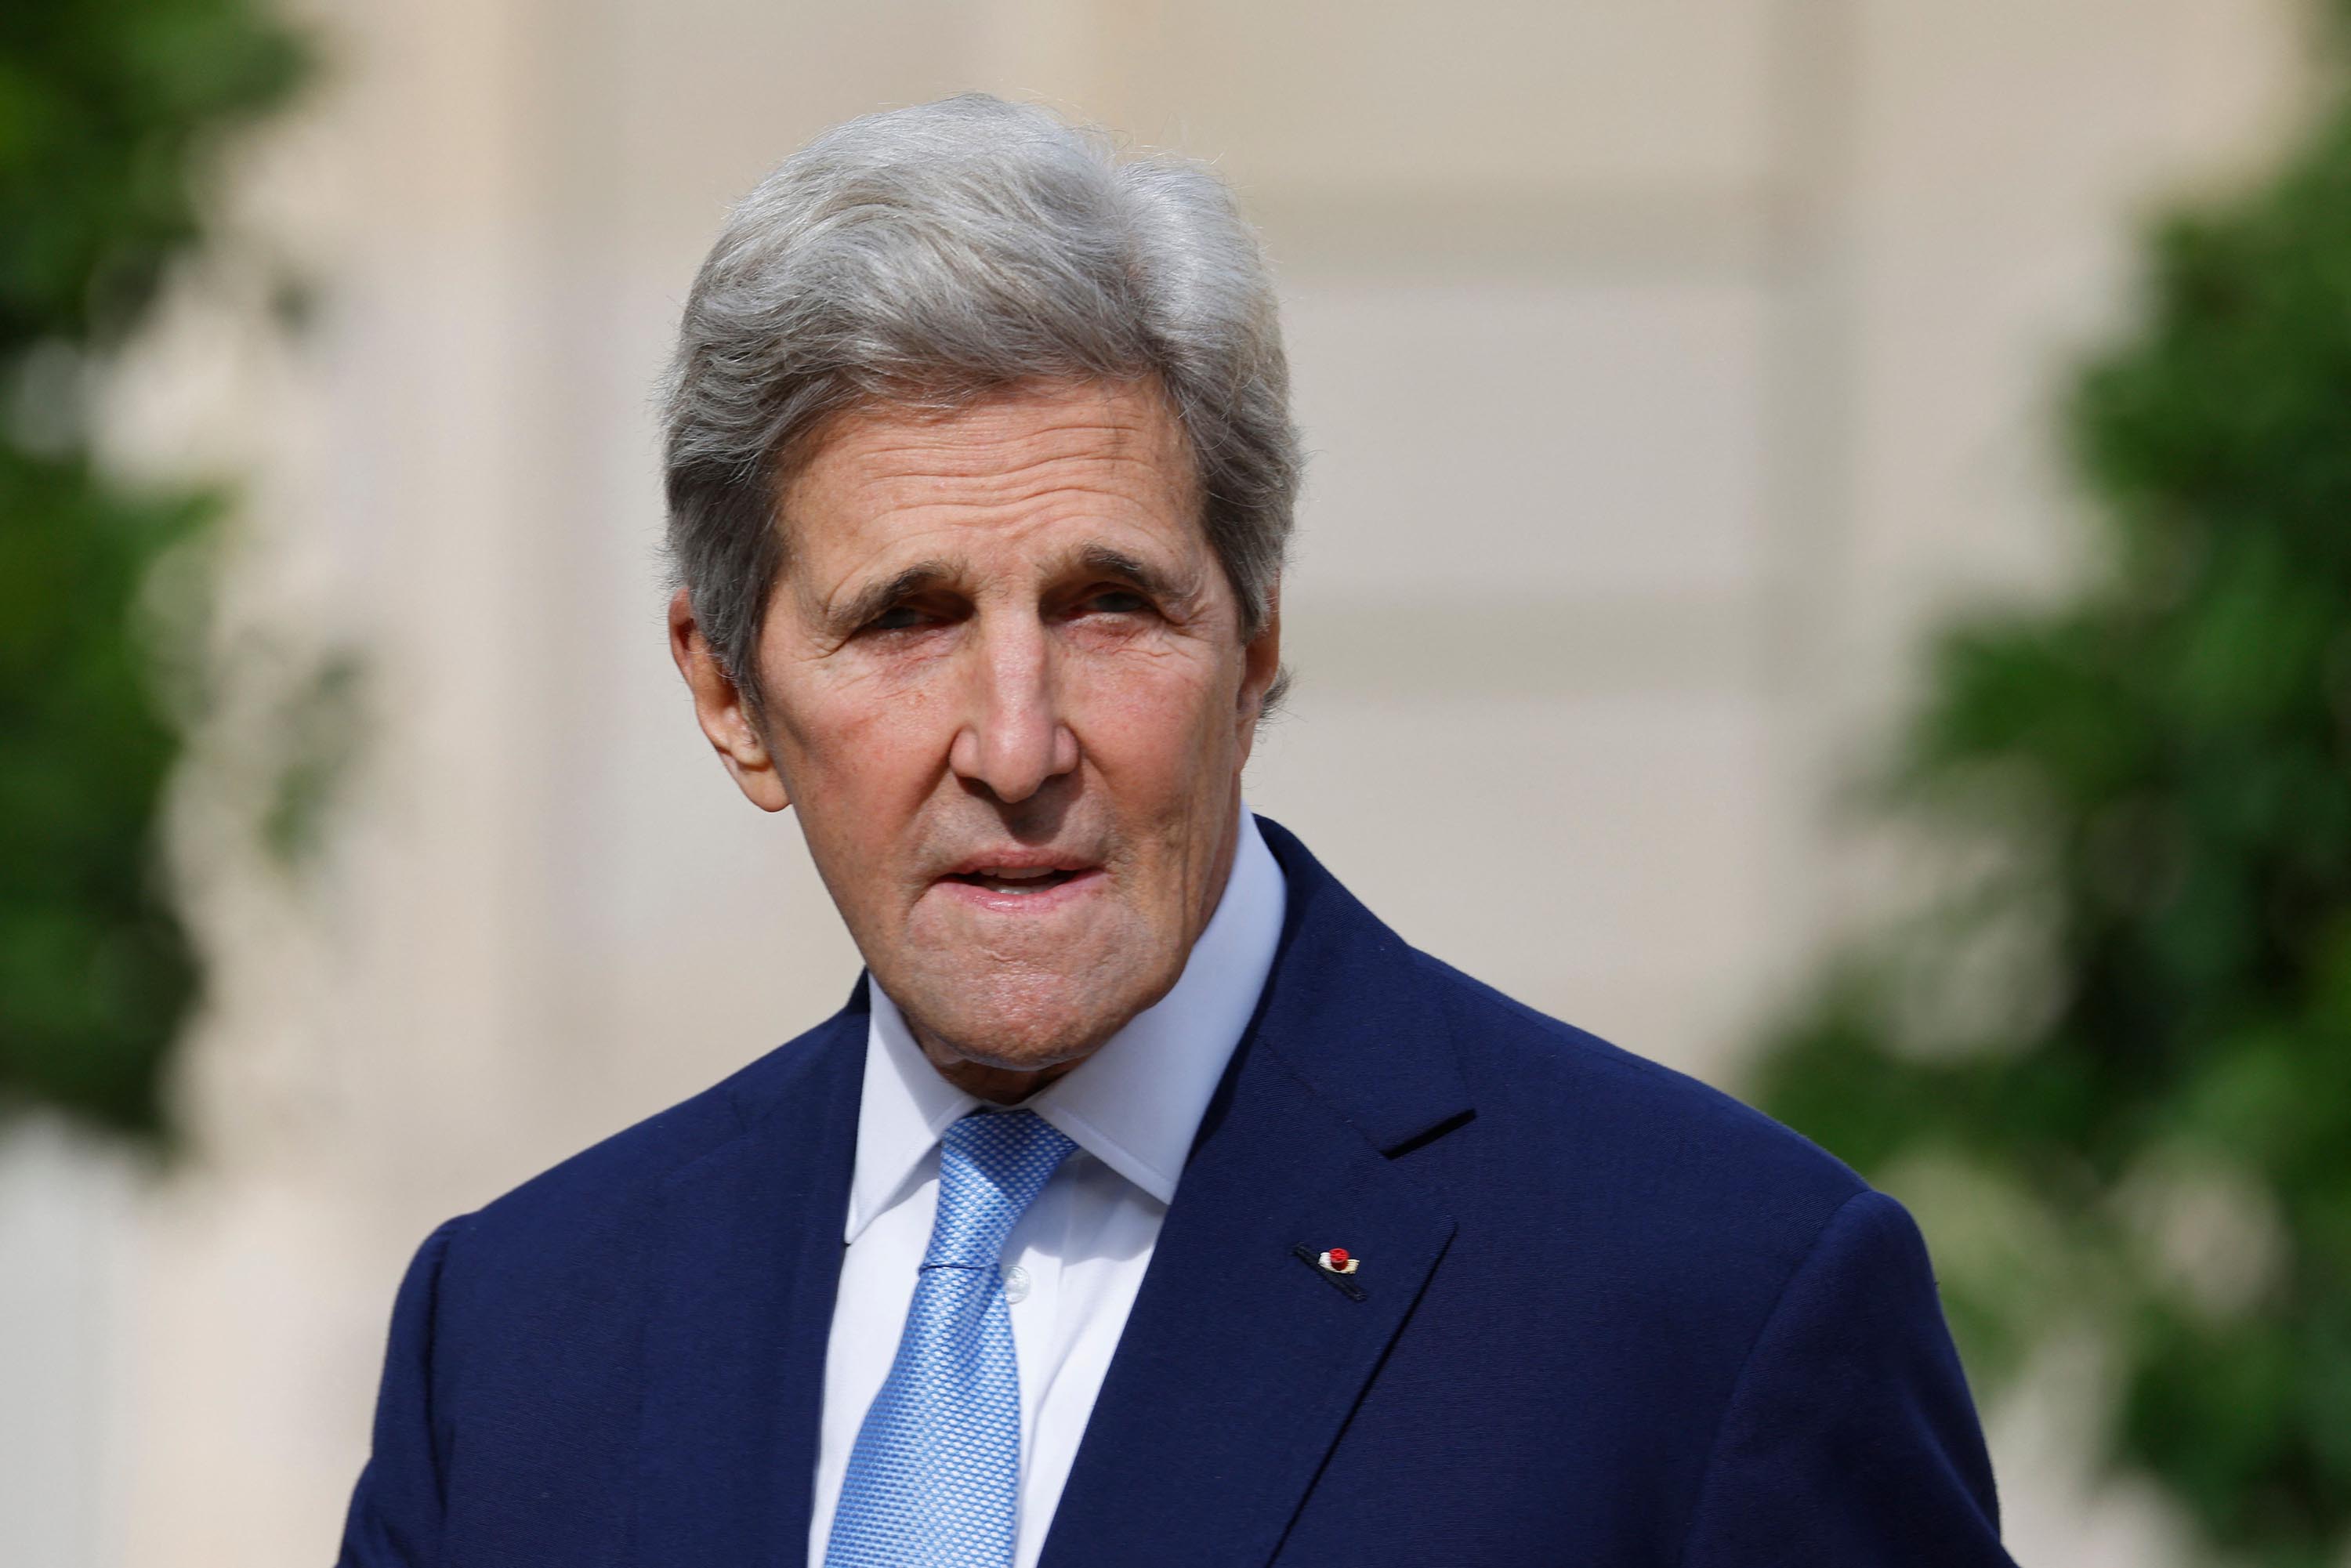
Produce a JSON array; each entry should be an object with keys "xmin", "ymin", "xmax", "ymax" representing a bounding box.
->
[{"xmin": 1294, "ymin": 1242, "xmax": 1368, "ymax": 1300}]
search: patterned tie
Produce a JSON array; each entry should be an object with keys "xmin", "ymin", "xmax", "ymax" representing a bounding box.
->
[{"xmin": 825, "ymin": 1108, "xmax": 1078, "ymax": 1568}]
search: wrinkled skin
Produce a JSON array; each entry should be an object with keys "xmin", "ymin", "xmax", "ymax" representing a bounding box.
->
[{"xmin": 671, "ymin": 378, "xmax": 1281, "ymax": 1103}]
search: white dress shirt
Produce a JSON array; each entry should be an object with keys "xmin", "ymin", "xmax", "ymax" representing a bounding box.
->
[{"xmin": 806, "ymin": 809, "xmax": 1288, "ymax": 1568}]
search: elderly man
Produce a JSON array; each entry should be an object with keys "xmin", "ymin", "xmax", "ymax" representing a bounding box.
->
[{"xmin": 340, "ymin": 95, "xmax": 2015, "ymax": 1568}]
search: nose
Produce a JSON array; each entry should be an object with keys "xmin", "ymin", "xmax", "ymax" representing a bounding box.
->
[{"xmin": 947, "ymin": 613, "xmax": 1078, "ymax": 803}]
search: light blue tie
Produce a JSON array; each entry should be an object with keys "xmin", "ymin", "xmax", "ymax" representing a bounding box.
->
[{"xmin": 826, "ymin": 1108, "xmax": 1077, "ymax": 1568}]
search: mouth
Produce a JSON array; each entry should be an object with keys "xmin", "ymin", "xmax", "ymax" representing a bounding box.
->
[
  {"xmin": 931, "ymin": 856, "xmax": 1107, "ymax": 913},
  {"xmin": 944, "ymin": 866, "xmax": 1088, "ymax": 896}
]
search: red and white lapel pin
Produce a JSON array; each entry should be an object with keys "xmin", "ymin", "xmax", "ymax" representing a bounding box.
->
[{"xmin": 1293, "ymin": 1240, "xmax": 1367, "ymax": 1298}]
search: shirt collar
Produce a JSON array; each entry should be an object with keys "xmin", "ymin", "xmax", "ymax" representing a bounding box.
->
[{"xmin": 846, "ymin": 809, "xmax": 1288, "ymax": 1240}]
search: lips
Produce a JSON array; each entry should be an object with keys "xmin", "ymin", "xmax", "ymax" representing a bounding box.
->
[
  {"xmin": 931, "ymin": 854, "xmax": 1105, "ymax": 911},
  {"xmin": 947, "ymin": 866, "xmax": 1085, "ymax": 895}
]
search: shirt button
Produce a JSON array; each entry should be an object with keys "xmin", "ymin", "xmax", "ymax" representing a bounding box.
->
[{"xmin": 1002, "ymin": 1264, "xmax": 1031, "ymax": 1304}]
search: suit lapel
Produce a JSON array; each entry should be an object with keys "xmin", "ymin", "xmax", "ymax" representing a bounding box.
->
[
  {"xmin": 633, "ymin": 987, "xmax": 866, "ymax": 1565},
  {"xmin": 1041, "ymin": 818, "xmax": 1473, "ymax": 1568}
]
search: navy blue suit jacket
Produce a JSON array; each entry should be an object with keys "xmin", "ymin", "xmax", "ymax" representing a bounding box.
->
[{"xmin": 340, "ymin": 817, "xmax": 2013, "ymax": 1566}]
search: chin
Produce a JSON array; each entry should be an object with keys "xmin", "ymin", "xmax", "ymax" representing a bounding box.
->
[{"xmin": 897, "ymin": 958, "xmax": 1165, "ymax": 1072}]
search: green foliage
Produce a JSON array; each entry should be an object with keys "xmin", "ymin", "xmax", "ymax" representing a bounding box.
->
[
  {"xmin": 1753, "ymin": 29, "xmax": 2351, "ymax": 1566},
  {"xmin": 0, "ymin": 2, "xmax": 306, "ymax": 1136}
]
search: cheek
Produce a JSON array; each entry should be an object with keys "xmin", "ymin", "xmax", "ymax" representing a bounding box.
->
[
  {"xmin": 1067, "ymin": 647, "xmax": 1239, "ymax": 804},
  {"xmin": 771, "ymin": 672, "xmax": 951, "ymax": 831}
]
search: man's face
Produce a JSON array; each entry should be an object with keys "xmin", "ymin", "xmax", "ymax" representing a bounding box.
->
[{"xmin": 673, "ymin": 378, "xmax": 1280, "ymax": 1087}]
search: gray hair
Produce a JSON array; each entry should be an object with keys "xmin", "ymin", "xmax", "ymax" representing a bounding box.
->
[{"xmin": 661, "ymin": 92, "xmax": 1301, "ymax": 708}]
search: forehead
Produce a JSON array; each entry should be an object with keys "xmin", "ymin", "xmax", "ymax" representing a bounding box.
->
[{"xmin": 778, "ymin": 378, "xmax": 1202, "ymax": 570}]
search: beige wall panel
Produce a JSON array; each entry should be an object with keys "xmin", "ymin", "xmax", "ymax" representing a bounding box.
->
[
  {"xmin": 1838, "ymin": 0, "xmax": 2310, "ymax": 704},
  {"xmin": 589, "ymin": 1, "xmax": 1782, "ymax": 284},
  {"xmin": 1124, "ymin": 0, "xmax": 1778, "ymax": 193},
  {"xmin": 1282, "ymin": 280, "xmax": 1770, "ymax": 601},
  {"xmin": 554, "ymin": 697, "xmax": 864, "ymax": 1138},
  {"xmin": 1246, "ymin": 691, "xmax": 1774, "ymax": 1083},
  {"xmin": 592, "ymin": 0, "xmax": 1778, "ymax": 217},
  {"xmin": 600, "ymin": 0, "xmax": 983, "ymax": 256}
]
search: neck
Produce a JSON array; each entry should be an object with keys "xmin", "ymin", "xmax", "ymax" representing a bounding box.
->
[{"xmin": 913, "ymin": 1036, "xmax": 1086, "ymax": 1105}]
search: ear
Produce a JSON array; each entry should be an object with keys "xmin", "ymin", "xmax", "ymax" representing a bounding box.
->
[
  {"xmin": 668, "ymin": 585, "xmax": 791, "ymax": 812},
  {"xmin": 1233, "ymin": 581, "xmax": 1283, "ymax": 767}
]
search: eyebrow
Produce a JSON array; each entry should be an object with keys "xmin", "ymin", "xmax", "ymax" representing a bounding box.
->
[
  {"xmin": 821, "ymin": 559, "xmax": 959, "ymax": 639},
  {"xmin": 1074, "ymin": 544, "xmax": 1198, "ymax": 607}
]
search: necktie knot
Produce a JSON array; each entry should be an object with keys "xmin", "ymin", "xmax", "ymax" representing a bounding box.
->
[{"xmin": 924, "ymin": 1109, "xmax": 1078, "ymax": 1271}]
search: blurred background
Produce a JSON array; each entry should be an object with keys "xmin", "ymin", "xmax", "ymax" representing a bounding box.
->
[{"xmin": 2, "ymin": 0, "xmax": 2339, "ymax": 1563}]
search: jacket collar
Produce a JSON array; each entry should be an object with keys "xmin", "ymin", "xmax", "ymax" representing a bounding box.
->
[
  {"xmin": 1040, "ymin": 815, "xmax": 1475, "ymax": 1567},
  {"xmin": 1225, "ymin": 814, "xmax": 1473, "ymax": 1154}
]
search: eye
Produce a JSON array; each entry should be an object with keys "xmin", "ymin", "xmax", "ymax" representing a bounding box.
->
[
  {"xmin": 1081, "ymin": 588, "xmax": 1151, "ymax": 616},
  {"xmin": 866, "ymin": 603, "xmax": 933, "ymax": 633}
]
